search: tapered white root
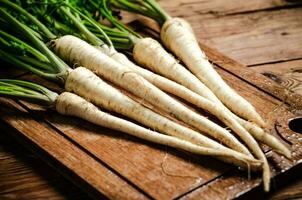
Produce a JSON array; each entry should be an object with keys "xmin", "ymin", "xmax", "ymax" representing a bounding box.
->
[
  {"xmin": 111, "ymin": 47, "xmax": 290, "ymax": 158},
  {"xmin": 235, "ymin": 117, "xmax": 291, "ymax": 158},
  {"xmin": 63, "ymin": 67, "xmax": 260, "ymax": 169},
  {"xmin": 133, "ymin": 37, "xmax": 219, "ymax": 103},
  {"xmin": 100, "ymin": 39, "xmax": 286, "ymax": 189},
  {"xmin": 131, "ymin": 37, "xmax": 278, "ymax": 182},
  {"xmin": 219, "ymin": 99, "xmax": 290, "ymax": 159},
  {"xmin": 53, "ymin": 35, "xmax": 251, "ymax": 156},
  {"xmin": 56, "ymin": 92, "xmax": 261, "ymax": 167},
  {"xmin": 161, "ymin": 17, "xmax": 270, "ymax": 190},
  {"xmin": 160, "ymin": 18, "xmax": 266, "ymax": 128}
]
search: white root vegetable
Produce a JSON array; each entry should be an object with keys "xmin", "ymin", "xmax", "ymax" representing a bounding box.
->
[
  {"xmin": 101, "ymin": 46, "xmax": 291, "ymax": 159},
  {"xmin": 64, "ymin": 67, "xmax": 260, "ymax": 169},
  {"xmin": 160, "ymin": 17, "xmax": 270, "ymax": 191},
  {"xmin": 107, "ymin": 50, "xmax": 270, "ymax": 191},
  {"xmin": 160, "ymin": 17, "xmax": 266, "ymax": 128},
  {"xmin": 133, "ymin": 37, "xmax": 219, "ymax": 104},
  {"xmin": 235, "ymin": 117, "xmax": 291, "ymax": 158},
  {"xmin": 133, "ymin": 37, "xmax": 270, "ymax": 191},
  {"xmin": 98, "ymin": 36, "xmax": 270, "ymax": 189},
  {"xmin": 56, "ymin": 92, "xmax": 261, "ymax": 167},
  {"xmin": 53, "ymin": 35, "xmax": 251, "ymax": 156}
]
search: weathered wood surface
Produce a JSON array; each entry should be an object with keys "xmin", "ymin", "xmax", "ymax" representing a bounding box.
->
[
  {"xmin": 0, "ymin": 125, "xmax": 88, "ymax": 200},
  {"xmin": 0, "ymin": 99, "xmax": 146, "ymax": 200},
  {"xmin": 158, "ymin": 0, "xmax": 302, "ymax": 18},
  {"xmin": 253, "ymin": 59, "xmax": 302, "ymax": 96},
  {"xmin": 1, "ymin": 1, "xmax": 302, "ymax": 199},
  {"xmin": 186, "ymin": 7, "xmax": 302, "ymax": 66}
]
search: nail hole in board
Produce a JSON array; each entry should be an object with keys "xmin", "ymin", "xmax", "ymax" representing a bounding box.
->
[{"xmin": 288, "ymin": 117, "xmax": 302, "ymax": 134}]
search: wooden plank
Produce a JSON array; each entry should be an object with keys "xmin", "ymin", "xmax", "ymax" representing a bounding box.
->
[
  {"xmin": 252, "ymin": 59, "xmax": 302, "ymax": 96},
  {"xmin": 1, "ymin": 131, "xmax": 301, "ymax": 200},
  {"xmin": 158, "ymin": 0, "xmax": 302, "ymax": 18},
  {"xmin": 181, "ymin": 152, "xmax": 302, "ymax": 199},
  {"xmin": 52, "ymin": 119, "xmax": 227, "ymax": 200},
  {"xmin": 180, "ymin": 154, "xmax": 302, "ymax": 200},
  {"xmin": 185, "ymin": 8, "xmax": 302, "ymax": 65},
  {"xmin": 0, "ymin": 99, "xmax": 147, "ymax": 200},
  {"xmin": 0, "ymin": 127, "xmax": 87, "ymax": 200}
]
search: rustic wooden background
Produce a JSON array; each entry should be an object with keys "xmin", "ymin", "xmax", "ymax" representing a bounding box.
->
[{"xmin": 1, "ymin": 0, "xmax": 302, "ymax": 199}]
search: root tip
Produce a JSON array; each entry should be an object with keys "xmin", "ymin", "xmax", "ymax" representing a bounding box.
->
[
  {"xmin": 259, "ymin": 119, "xmax": 267, "ymax": 128},
  {"xmin": 264, "ymin": 183, "xmax": 270, "ymax": 192},
  {"xmin": 284, "ymin": 151, "xmax": 292, "ymax": 159},
  {"xmin": 263, "ymin": 164, "xmax": 271, "ymax": 192},
  {"xmin": 277, "ymin": 147, "xmax": 291, "ymax": 159}
]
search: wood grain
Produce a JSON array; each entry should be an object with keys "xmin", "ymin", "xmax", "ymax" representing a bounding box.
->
[
  {"xmin": 0, "ymin": 99, "xmax": 147, "ymax": 200},
  {"xmin": 185, "ymin": 7, "xmax": 302, "ymax": 66},
  {"xmin": 253, "ymin": 59, "xmax": 302, "ymax": 95},
  {"xmin": 159, "ymin": 0, "xmax": 302, "ymax": 18},
  {"xmin": 0, "ymin": 126, "xmax": 87, "ymax": 200}
]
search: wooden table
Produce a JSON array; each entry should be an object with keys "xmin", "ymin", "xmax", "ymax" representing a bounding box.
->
[{"xmin": 1, "ymin": 0, "xmax": 302, "ymax": 199}]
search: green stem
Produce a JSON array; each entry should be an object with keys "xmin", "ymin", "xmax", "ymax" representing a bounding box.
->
[
  {"xmin": 0, "ymin": 16, "xmax": 43, "ymax": 41},
  {"xmin": 0, "ymin": 79, "xmax": 58, "ymax": 106},
  {"xmin": 59, "ymin": 6, "xmax": 104, "ymax": 46},
  {"xmin": 67, "ymin": 5, "xmax": 113, "ymax": 47},
  {"xmin": 17, "ymin": 56, "xmax": 56, "ymax": 72},
  {"xmin": 111, "ymin": 0, "xmax": 160, "ymax": 21},
  {"xmin": 84, "ymin": 20, "xmax": 124, "ymax": 35},
  {"xmin": 110, "ymin": 0, "xmax": 170, "ymax": 26},
  {"xmin": 0, "ymin": 49, "xmax": 63, "ymax": 83},
  {"xmin": 46, "ymin": 16, "xmax": 78, "ymax": 36},
  {"xmin": 101, "ymin": 0, "xmax": 141, "ymax": 39},
  {"xmin": 144, "ymin": 0, "xmax": 171, "ymax": 23},
  {"xmin": 0, "ymin": 30, "xmax": 48, "ymax": 62}
]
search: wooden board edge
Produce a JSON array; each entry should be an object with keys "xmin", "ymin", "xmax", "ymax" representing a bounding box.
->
[
  {"xmin": 179, "ymin": 153, "xmax": 302, "ymax": 200},
  {"xmin": 0, "ymin": 99, "xmax": 148, "ymax": 200},
  {"xmin": 0, "ymin": 120, "xmax": 106, "ymax": 200}
]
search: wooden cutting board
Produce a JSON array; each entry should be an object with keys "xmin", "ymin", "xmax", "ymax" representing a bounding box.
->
[
  {"xmin": 1, "ymin": 43, "xmax": 301, "ymax": 200},
  {"xmin": 1, "ymin": 1, "xmax": 302, "ymax": 199}
]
